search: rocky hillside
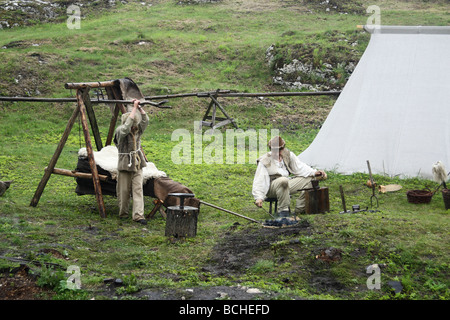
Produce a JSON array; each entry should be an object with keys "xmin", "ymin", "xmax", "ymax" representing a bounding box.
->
[
  {"xmin": 266, "ymin": 30, "xmax": 369, "ymax": 91},
  {"xmin": 0, "ymin": 0, "xmax": 128, "ymax": 29}
]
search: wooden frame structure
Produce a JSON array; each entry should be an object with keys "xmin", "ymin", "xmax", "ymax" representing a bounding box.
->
[
  {"xmin": 29, "ymin": 80, "xmax": 135, "ymax": 218},
  {"xmin": 20, "ymin": 83, "xmax": 340, "ymax": 219},
  {"xmin": 199, "ymin": 90, "xmax": 238, "ymax": 130}
]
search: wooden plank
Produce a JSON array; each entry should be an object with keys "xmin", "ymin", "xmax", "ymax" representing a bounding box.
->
[
  {"xmin": 30, "ymin": 103, "xmax": 80, "ymax": 207},
  {"xmin": 77, "ymin": 89, "xmax": 106, "ymax": 218}
]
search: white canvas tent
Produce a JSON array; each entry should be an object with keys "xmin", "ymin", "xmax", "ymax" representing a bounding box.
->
[{"xmin": 298, "ymin": 25, "xmax": 450, "ymax": 180}]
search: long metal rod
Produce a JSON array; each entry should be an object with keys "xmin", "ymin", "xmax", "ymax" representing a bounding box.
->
[{"xmin": 199, "ymin": 200, "xmax": 261, "ymax": 224}]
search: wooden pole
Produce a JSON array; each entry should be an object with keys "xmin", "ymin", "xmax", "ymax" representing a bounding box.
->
[
  {"xmin": 0, "ymin": 96, "xmax": 170, "ymax": 108},
  {"xmin": 77, "ymin": 88, "xmax": 106, "ymax": 218},
  {"xmin": 147, "ymin": 90, "xmax": 341, "ymax": 100},
  {"xmin": 213, "ymin": 91, "xmax": 341, "ymax": 98},
  {"xmin": 65, "ymin": 80, "xmax": 116, "ymax": 90},
  {"xmin": 30, "ymin": 103, "xmax": 80, "ymax": 207},
  {"xmin": 106, "ymin": 103, "xmax": 120, "ymax": 146},
  {"xmin": 48, "ymin": 167, "xmax": 109, "ymax": 181},
  {"xmin": 0, "ymin": 90, "xmax": 340, "ymax": 104},
  {"xmin": 81, "ymin": 89, "xmax": 103, "ymax": 151}
]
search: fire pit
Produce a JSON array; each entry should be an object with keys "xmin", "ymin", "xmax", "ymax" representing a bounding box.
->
[{"xmin": 263, "ymin": 217, "xmax": 299, "ymax": 228}]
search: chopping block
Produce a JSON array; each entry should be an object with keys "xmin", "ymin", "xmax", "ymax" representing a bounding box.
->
[
  {"xmin": 165, "ymin": 193, "xmax": 199, "ymax": 238},
  {"xmin": 304, "ymin": 181, "xmax": 329, "ymax": 214}
]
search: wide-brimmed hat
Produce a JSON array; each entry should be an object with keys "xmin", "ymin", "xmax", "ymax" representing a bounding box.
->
[{"xmin": 268, "ymin": 136, "xmax": 285, "ymax": 149}]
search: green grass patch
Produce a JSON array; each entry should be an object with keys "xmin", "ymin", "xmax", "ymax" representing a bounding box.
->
[{"xmin": 0, "ymin": 0, "xmax": 448, "ymax": 301}]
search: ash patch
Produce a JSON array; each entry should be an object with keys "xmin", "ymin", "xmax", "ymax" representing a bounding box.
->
[{"xmin": 206, "ymin": 220, "xmax": 311, "ymax": 276}]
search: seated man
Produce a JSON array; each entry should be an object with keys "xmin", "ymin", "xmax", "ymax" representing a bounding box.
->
[{"xmin": 252, "ymin": 136, "xmax": 326, "ymax": 217}]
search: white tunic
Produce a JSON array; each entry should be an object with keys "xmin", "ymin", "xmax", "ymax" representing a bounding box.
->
[{"xmin": 252, "ymin": 151, "xmax": 317, "ymax": 201}]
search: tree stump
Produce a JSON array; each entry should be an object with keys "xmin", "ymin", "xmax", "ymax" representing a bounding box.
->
[
  {"xmin": 165, "ymin": 207, "xmax": 199, "ymax": 238},
  {"xmin": 164, "ymin": 193, "xmax": 199, "ymax": 238}
]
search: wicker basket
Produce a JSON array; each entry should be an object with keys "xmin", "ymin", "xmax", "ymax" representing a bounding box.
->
[
  {"xmin": 442, "ymin": 189, "xmax": 450, "ymax": 209},
  {"xmin": 406, "ymin": 189, "xmax": 433, "ymax": 204}
]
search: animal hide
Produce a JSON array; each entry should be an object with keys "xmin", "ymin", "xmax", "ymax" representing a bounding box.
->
[
  {"xmin": 432, "ymin": 161, "xmax": 448, "ymax": 186},
  {"xmin": 78, "ymin": 146, "xmax": 167, "ymax": 183},
  {"xmin": 147, "ymin": 177, "xmax": 200, "ymax": 209},
  {"xmin": 104, "ymin": 77, "xmax": 148, "ymax": 115},
  {"xmin": 75, "ymin": 147, "xmax": 199, "ymax": 209}
]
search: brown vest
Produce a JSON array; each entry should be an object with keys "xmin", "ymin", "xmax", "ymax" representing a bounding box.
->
[
  {"xmin": 258, "ymin": 148, "xmax": 292, "ymax": 182},
  {"xmin": 114, "ymin": 127, "xmax": 147, "ymax": 172}
]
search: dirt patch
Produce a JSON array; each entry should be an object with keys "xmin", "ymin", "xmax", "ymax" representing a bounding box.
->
[
  {"xmin": 0, "ymin": 264, "xmax": 53, "ymax": 300},
  {"xmin": 206, "ymin": 220, "xmax": 312, "ymax": 276}
]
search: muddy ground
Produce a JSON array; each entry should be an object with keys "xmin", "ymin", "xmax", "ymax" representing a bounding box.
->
[{"xmin": 0, "ymin": 219, "xmax": 349, "ymax": 300}]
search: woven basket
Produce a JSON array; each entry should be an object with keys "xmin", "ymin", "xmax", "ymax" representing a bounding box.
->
[
  {"xmin": 442, "ymin": 189, "xmax": 450, "ymax": 209},
  {"xmin": 406, "ymin": 189, "xmax": 433, "ymax": 204}
]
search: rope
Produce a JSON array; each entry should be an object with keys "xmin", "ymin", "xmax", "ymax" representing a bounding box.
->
[{"xmin": 118, "ymin": 149, "xmax": 142, "ymax": 168}]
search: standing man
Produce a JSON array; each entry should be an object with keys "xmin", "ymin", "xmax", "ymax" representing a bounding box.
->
[
  {"xmin": 114, "ymin": 99, "xmax": 149, "ymax": 225},
  {"xmin": 252, "ymin": 136, "xmax": 327, "ymax": 217}
]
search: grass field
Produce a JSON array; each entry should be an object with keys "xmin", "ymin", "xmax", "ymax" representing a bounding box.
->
[{"xmin": 0, "ymin": 0, "xmax": 449, "ymax": 301}]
